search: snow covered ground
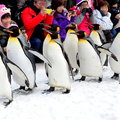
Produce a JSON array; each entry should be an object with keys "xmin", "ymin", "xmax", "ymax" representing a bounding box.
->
[{"xmin": 0, "ymin": 63, "xmax": 120, "ymax": 120}]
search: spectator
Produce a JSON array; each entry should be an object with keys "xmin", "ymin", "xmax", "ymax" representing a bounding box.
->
[
  {"xmin": 0, "ymin": 4, "xmax": 19, "ymax": 50},
  {"xmin": 76, "ymin": 0, "xmax": 93, "ymax": 35},
  {"xmin": 0, "ymin": 0, "xmax": 18, "ymax": 22},
  {"xmin": 51, "ymin": 0, "xmax": 76, "ymax": 42},
  {"xmin": 110, "ymin": 0, "xmax": 120, "ymax": 36},
  {"xmin": 91, "ymin": 0, "xmax": 113, "ymax": 43},
  {"xmin": 21, "ymin": 0, "xmax": 53, "ymax": 54}
]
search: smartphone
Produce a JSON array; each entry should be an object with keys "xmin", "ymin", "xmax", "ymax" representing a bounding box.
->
[{"xmin": 44, "ymin": 9, "xmax": 52, "ymax": 14}]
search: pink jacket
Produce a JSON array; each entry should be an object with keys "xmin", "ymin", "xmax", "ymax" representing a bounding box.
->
[{"xmin": 76, "ymin": 11, "xmax": 92, "ymax": 35}]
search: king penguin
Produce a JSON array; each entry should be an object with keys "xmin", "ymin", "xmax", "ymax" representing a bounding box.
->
[
  {"xmin": 109, "ymin": 33, "xmax": 120, "ymax": 80},
  {"xmin": 5, "ymin": 26, "xmax": 49, "ymax": 91},
  {"xmin": 42, "ymin": 28, "xmax": 71, "ymax": 93},
  {"xmin": 72, "ymin": 31, "xmax": 117, "ymax": 82},
  {"xmin": 63, "ymin": 23, "xmax": 79, "ymax": 75},
  {"xmin": 90, "ymin": 24, "xmax": 108, "ymax": 66},
  {"xmin": 0, "ymin": 45, "xmax": 29, "ymax": 106}
]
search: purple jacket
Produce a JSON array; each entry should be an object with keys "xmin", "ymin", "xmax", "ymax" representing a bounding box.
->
[{"xmin": 53, "ymin": 10, "xmax": 76, "ymax": 41}]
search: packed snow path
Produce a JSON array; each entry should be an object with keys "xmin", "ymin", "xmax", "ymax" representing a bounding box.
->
[{"xmin": 0, "ymin": 63, "xmax": 120, "ymax": 120}]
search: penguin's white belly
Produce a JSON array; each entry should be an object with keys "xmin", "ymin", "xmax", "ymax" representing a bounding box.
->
[
  {"xmin": 47, "ymin": 44, "xmax": 71, "ymax": 89},
  {"xmin": 78, "ymin": 41, "xmax": 102, "ymax": 77},
  {"xmin": 109, "ymin": 37, "xmax": 120, "ymax": 73},
  {"xmin": 7, "ymin": 41, "xmax": 35, "ymax": 88},
  {"xmin": 0, "ymin": 57, "xmax": 12, "ymax": 100},
  {"xmin": 64, "ymin": 33, "xmax": 79, "ymax": 69}
]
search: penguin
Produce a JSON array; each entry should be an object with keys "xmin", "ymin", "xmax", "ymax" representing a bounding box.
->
[
  {"xmin": 72, "ymin": 31, "xmax": 118, "ymax": 82},
  {"xmin": 63, "ymin": 23, "xmax": 79, "ymax": 75},
  {"xmin": 109, "ymin": 33, "xmax": 120, "ymax": 80},
  {"xmin": 40, "ymin": 24, "xmax": 61, "ymax": 77},
  {"xmin": 89, "ymin": 24, "xmax": 110, "ymax": 66},
  {"xmin": 0, "ymin": 46, "xmax": 29, "ymax": 106},
  {"xmin": 5, "ymin": 26, "xmax": 49, "ymax": 91},
  {"xmin": 42, "ymin": 28, "xmax": 71, "ymax": 93}
]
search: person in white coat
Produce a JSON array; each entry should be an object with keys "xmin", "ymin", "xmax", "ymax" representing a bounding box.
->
[{"xmin": 91, "ymin": 0, "xmax": 113, "ymax": 43}]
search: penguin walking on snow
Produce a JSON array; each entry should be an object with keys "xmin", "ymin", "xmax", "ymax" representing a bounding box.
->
[
  {"xmin": 5, "ymin": 26, "xmax": 50, "ymax": 91},
  {"xmin": 0, "ymin": 46, "xmax": 29, "ymax": 106},
  {"xmin": 72, "ymin": 31, "xmax": 118, "ymax": 82},
  {"xmin": 42, "ymin": 28, "xmax": 71, "ymax": 93},
  {"xmin": 89, "ymin": 24, "xmax": 108, "ymax": 66},
  {"xmin": 63, "ymin": 23, "xmax": 79, "ymax": 75},
  {"xmin": 109, "ymin": 33, "xmax": 120, "ymax": 81}
]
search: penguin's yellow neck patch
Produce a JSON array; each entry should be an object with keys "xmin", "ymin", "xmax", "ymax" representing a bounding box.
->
[
  {"xmin": 79, "ymin": 39, "xmax": 87, "ymax": 42},
  {"xmin": 68, "ymin": 29, "xmax": 75, "ymax": 33},
  {"xmin": 92, "ymin": 30, "xmax": 97, "ymax": 32},
  {"xmin": 46, "ymin": 34, "xmax": 51, "ymax": 39},
  {"xmin": 50, "ymin": 39, "xmax": 56, "ymax": 43},
  {"xmin": 9, "ymin": 37, "xmax": 18, "ymax": 43}
]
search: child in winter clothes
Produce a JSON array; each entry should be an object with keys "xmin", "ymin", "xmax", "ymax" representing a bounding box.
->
[
  {"xmin": 110, "ymin": 0, "xmax": 120, "ymax": 36},
  {"xmin": 0, "ymin": 4, "xmax": 19, "ymax": 49},
  {"xmin": 91, "ymin": 0, "xmax": 113, "ymax": 43},
  {"xmin": 51, "ymin": 0, "xmax": 76, "ymax": 42},
  {"xmin": 76, "ymin": 0, "xmax": 93, "ymax": 35}
]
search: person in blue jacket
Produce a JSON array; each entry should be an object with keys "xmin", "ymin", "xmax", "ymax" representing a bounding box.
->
[{"xmin": 51, "ymin": 0, "xmax": 76, "ymax": 42}]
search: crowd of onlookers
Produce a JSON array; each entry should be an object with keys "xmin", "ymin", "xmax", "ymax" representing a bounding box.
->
[{"xmin": 0, "ymin": 0, "xmax": 120, "ymax": 60}]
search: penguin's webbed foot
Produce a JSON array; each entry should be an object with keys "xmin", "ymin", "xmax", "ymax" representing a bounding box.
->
[
  {"xmin": 98, "ymin": 78, "xmax": 102, "ymax": 83},
  {"xmin": 19, "ymin": 86, "xmax": 26, "ymax": 90},
  {"xmin": 75, "ymin": 76, "xmax": 86, "ymax": 82},
  {"xmin": 42, "ymin": 87, "xmax": 55, "ymax": 94},
  {"xmin": 4, "ymin": 100, "xmax": 12, "ymax": 106},
  {"xmin": 62, "ymin": 89, "xmax": 70, "ymax": 94},
  {"xmin": 111, "ymin": 73, "xmax": 119, "ymax": 80}
]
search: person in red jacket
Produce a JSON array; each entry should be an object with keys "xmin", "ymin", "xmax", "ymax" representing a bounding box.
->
[{"xmin": 21, "ymin": 0, "xmax": 53, "ymax": 55}]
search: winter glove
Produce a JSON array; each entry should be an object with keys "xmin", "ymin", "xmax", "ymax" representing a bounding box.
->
[{"xmin": 7, "ymin": 26, "xmax": 20, "ymax": 37}]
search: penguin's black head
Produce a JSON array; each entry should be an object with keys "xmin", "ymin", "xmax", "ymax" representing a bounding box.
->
[
  {"xmin": 92, "ymin": 24, "xmax": 102, "ymax": 30},
  {"xmin": 4, "ymin": 26, "xmax": 20, "ymax": 37},
  {"xmin": 42, "ymin": 28, "xmax": 59, "ymax": 39},
  {"xmin": 40, "ymin": 23, "xmax": 60, "ymax": 32},
  {"xmin": 48, "ymin": 24, "xmax": 60, "ymax": 32},
  {"xmin": 70, "ymin": 31, "xmax": 87, "ymax": 39},
  {"xmin": 66, "ymin": 22, "xmax": 77, "ymax": 32}
]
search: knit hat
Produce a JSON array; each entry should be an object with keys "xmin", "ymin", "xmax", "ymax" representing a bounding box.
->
[
  {"xmin": 76, "ymin": 0, "xmax": 88, "ymax": 6},
  {"xmin": 0, "ymin": 4, "xmax": 11, "ymax": 27},
  {"xmin": 51, "ymin": 0, "xmax": 64, "ymax": 10}
]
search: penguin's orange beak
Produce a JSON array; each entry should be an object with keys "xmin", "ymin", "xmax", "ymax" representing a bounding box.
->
[
  {"xmin": 70, "ymin": 32, "xmax": 79, "ymax": 35},
  {"xmin": 6, "ymin": 30, "xmax": 14, "ymax": 34}
]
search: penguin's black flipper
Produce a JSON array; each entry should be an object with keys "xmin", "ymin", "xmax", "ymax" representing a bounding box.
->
[
  {"xmin": 97, "ymin": 46, "xmax": 118, "ymax": 62},
  {"xmin": 6, "ymin": 59, "xmax": 29, "ymax": 87},
  {"xmin": 27, "ymin": 48, "xmax": 52, "ymax": 68},
  {"xmin": 101, "ymin": 43, "xmax": 111, "ymax": 49}
]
